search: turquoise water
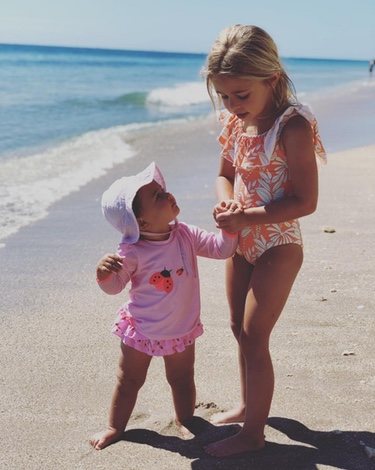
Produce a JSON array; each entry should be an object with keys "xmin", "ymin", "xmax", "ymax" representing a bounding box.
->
[
  {"xmin": 0, "ymin": 43, "xmax": 373, "ymax": 243},
  {"xmin": 0, "ymin": 45, "xmax": 207, "ymax": 157},
  {"xmin": 0, "ymin": 44, "xmax": 370, "ymax": 157}
]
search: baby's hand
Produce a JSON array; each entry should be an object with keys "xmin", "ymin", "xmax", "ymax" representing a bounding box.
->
[
  {"xmin": 213, "ymin": 199, "xmax": 243, "ymax": 219},
  {"xmin": 96, "ymin": 253, "xmax": 123, "ymax": 281},
  {"xmin": 215, "ymin": 210, "xmax": 245, "ymax": 233}
]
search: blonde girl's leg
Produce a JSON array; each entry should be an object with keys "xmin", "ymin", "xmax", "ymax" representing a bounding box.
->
[
  {"xmin": 205, "ymin": 244, "xmax": 303, "ymax": 457},
  {"xmin": 90, "ymin": 342, "xmax": 152, "ymax": 450},
  {"xmin": 164, "ymin": 343, "xmax": 196, "ymax": 426},
  {"xmin": 211, "ymin": 253, "xmax": 253, "ymax": 425}
]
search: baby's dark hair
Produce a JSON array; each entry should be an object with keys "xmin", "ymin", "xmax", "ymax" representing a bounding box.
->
[{"xmin": 132, "ymin": 191, "xmax": 142, "ymax": 219}]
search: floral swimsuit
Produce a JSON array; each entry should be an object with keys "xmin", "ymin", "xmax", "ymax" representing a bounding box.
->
[{"xmin": 219, "ymin": 104, "xmax": 326, "ymax": 265}]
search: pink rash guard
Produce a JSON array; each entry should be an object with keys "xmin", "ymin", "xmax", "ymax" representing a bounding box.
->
[{"xmin": 97, "ymin": 221, "xmax": 237, "ymax": 355}]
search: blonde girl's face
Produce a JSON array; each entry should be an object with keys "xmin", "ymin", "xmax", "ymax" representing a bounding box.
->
[
  {"xmin": 136, "ymin": 180, "xmax": 180, "ymax": 232},
  {"xmin": 212, "ymin": 75, "xmax": 277, "ymax": 128}
]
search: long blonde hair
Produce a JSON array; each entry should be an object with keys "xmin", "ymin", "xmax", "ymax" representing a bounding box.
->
[{"xmin": 203, "ymin": 25, "xmax": 298, "ymax": 112}]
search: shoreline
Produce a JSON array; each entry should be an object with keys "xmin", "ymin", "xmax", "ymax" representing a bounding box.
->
[
  {"xmin": 1, "ymin": 107, "xmax": 375, "ymax": 469},
  {"xmin": 1, "ymin": 112, "xmax": 375, "ymax": 249}
]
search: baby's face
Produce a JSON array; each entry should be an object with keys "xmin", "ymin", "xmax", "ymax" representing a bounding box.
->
[{"xmin": 137, "ymin": 180, "xmax": 179, "ymax": 231}]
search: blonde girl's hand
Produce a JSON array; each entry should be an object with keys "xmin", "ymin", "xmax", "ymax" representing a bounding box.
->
[
  {"xmin": 213, "ymin": 199, "xmax": 243, "ymax": 219},
  {"xmin": 96, "ymin": 253, "xmax": 124, "ymax": 281},
  {"xmin": 215, "ymin": 209, "xmax": 245, "ymax": 233}
]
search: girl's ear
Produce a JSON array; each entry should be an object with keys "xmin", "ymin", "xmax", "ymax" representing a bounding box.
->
[
  {"xmin": 268, "ymin": 73, "xmax": 280, "ymax": 89},
  {"xmin": 137, "ymin": 218, "xmax": 148, "ymax": 230}
]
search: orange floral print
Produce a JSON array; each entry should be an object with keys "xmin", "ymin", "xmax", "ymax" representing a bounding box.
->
[{"xmin": 219, "ymin": 104, "xmax": 326, "ymax": 264}]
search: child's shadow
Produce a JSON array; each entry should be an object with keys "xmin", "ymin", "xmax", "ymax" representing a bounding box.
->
[
  {"xmin": 123, "ymin": 416, "xmax": 239, "ymax": 459},
  {"xmin": 123, "ymin": 416, "xmax": 375, "ymax": 470}
]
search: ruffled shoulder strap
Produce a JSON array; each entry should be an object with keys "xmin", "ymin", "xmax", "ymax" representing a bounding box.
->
[
  {"xmin": 217, "ymin": 111, "xmax": 242, "ymax": 163},
  {"xmin": 264, "ymin": 104, "xmax": 327, "ymax": 164}
]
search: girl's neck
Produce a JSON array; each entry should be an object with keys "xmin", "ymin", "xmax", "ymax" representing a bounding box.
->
[
  {"xmin": 243, "ymin": 104, "xmax": 289, "ymax": 135},
  {"xmin": 243, "ymin": 117, "xmax": 275, "ymax": 136},
  {"xmin": 139, "ymin": 221, "xmax": 176, "ymax": 241},
  {"xmin": 139, "ymin": 229, "xmax": 171, "ymax": 241}
]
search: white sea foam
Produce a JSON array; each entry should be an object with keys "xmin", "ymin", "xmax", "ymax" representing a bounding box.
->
[
  {"xmin": 0, "ymin": 117, "xmax": 207, "ymax": 244},
  {"xmin": 0, "ymin": 124, "xmax": 144, "ymax": 243},
  {"xmin": 146, "ymin": 81, "xmax": 210, "ymax": 108}
]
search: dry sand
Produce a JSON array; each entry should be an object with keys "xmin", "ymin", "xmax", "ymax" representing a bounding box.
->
[{"xmin": 0, "ymin": 117, "xmax": 374, "ymax": 470}]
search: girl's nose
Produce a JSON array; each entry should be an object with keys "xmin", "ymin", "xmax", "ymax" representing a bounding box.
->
[
  {"xmin": 228, "ymin": 97, "xmax": 241, "ymax": 112},
  {"xmin": 167, "ymin": 192, "xmax": 176, "ymax": 203}
]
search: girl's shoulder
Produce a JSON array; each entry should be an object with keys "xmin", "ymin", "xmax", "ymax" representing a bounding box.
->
[
  {"xmin": 280, "ymin": 110, "xmax": 313, "ymax": 140},
  {"xmin": 275, "ymin": 104, "xmax": 317, "ymax": 128},
  {"xmin": 217, "ymin": 111, "xmax": 243, "ymax": 159},
  {"xmin": 265, "ymin": 104, "xmax": 326, "ymax": 164},
  {"xmin": 175, "ymin": 221, "xmax": 195, "ymax": 239},
  {"xmin": 174, "ymin": 221, "xmax": 202, "ymax": 246},
  {"xmin": 117, "ymin": 242, "xmax": 139, "ymax": 264},
  {"xmin": 115, "ymin": 242, "xmax": 138, "ymax": 274}
]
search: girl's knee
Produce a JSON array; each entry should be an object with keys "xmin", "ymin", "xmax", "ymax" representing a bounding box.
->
[
  {"xmin": 230, "ymin": 321, "xmax": 242, "ymax": 340},
  {"xmin": 166, "ymin": 367, "xmax": 195, "ymax": 390},
  {"xmin": 116, "ymin": 368, "xmax": 147, "ymax": 393},
  {"xmin": 239, "ymin": 330, "xmax": 270, "ymax": 358}
]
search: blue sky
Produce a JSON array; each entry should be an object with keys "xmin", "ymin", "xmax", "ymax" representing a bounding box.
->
[{"xmin": 1, "ymin": 0, "xmax": 374, "ymax": 60}]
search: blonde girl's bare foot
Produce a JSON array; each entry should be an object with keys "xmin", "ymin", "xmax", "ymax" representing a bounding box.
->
[
  {"xmin": 204, "ymin": 430, "xmax": 265, "ymax": 458},
  {"xmin": 89, "ymin": 428, "xmax": 124, "ymax": 450},
  {"xmin": 210, "ymin": 406, "xmax": 246, "ymax": 425}
]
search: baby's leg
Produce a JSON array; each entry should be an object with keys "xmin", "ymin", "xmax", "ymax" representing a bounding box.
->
[
  {"xmin": 164, "ymin": 344, "xmax": 196, "ymax": 426},
  {"xmin": 90, "ymin": 343, "xmax": 152, "ymax": 450}
]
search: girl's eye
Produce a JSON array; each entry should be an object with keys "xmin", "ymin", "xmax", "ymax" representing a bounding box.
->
[
  {"xmin": 237, "ymin": 94, "xmax": 249, "ymax": 100},
  {"xmin": 220, "ymin": 95, "xmax": 228, "ymax": 100}
]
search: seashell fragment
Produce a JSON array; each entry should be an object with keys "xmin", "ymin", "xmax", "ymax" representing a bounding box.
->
[
  {"xmin": 342, "ymin": 350, "xmax": 355, "ymax": 356},
  {"xmin": 323, "ymin": 227, "xmax": 336, "ymax": 233}
]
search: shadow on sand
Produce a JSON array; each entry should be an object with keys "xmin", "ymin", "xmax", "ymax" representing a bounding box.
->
[{"xmin": 121, "ymin": 416, "xmax": 375, "ymax": 470}]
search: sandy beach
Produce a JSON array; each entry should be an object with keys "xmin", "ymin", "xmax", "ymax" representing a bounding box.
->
[{"xmin": 1, "ymin": 111, "xmax": 375, "ymax": 470}]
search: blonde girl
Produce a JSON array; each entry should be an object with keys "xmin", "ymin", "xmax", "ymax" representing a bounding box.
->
[{"xmin": 203, "ymin": 25, "xmax": 326, "ymax": 457}]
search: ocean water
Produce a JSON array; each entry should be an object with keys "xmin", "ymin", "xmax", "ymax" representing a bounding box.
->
[{"xmin": 0, "ymin": 44, "xmax": 373, "ymax": 244}]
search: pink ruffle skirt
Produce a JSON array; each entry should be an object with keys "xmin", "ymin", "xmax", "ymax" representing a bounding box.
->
[{"xmin": 112, "ymin": 308, "xmax": 203, "ymax": 357}]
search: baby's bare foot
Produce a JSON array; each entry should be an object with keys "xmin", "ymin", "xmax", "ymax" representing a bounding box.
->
[
  {"xmin": 204, "ymin": 430, "xmax": 265, "ymax": 457},
  {"xmin": 90, "ymin": 428, "xmax": 124, "ymax": 450},
  {"xmin": 176, "ymin": 423, "xmax": 195, "ymax": 440},
  {"xmin": 210, "ymin": 406, "xmax": 245, "ymax": 425}
]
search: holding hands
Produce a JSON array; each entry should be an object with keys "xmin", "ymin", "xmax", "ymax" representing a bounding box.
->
[
  {"xmin": 213, "ymin": 199, "xmax": 245, "ymax": 233},
  {"xmin": 96, "ymin": 253, "xmax": 124, "ymax": 281}
]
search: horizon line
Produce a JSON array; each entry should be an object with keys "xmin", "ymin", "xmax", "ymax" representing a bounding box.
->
[{"xmin": 0, "ymin": 41, "xmax": 370, "ymax": 63}]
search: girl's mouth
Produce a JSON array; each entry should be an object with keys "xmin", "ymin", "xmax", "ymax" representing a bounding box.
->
[{"xmin": 236, "ymin": 112, "xmax": 248, "ymax": 120}]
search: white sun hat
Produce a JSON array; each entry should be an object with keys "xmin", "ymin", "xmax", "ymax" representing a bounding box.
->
[{"xmin": 101, "ymin": 162, "xmax": 166, "ymax": 244}]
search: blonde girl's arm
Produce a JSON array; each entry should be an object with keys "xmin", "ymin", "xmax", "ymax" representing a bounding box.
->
[
  {"xmin": 216, "ymin": 156, "xmax": 234, "ymax": 200},
  {"xmin": 214, "ymin": 157, "xmax": 242, "ymax": 216},
  {"xmin": 215, "ymin": 116, "xmax": 318, "ymax": 232}
]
